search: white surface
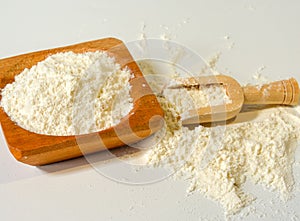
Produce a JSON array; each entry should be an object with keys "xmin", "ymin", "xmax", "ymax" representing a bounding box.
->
[{"xmin": 1, "ymin": 0, "xmax": 300, "ymax": 220}]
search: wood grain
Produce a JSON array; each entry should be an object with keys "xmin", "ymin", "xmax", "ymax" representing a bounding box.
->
[
  {"xmin": 179, "ymin": 75, "xmax": 244, "ymax": 125},
  {"xmin": 172, "ymin": 75, "xmax": 299, "ymax": 125},
  {"xmin": 243, "ymin": 78, "xmax": 299, "ymax": 105},
  {"xmin": 0, "ymin": 38, "xmax": 164, "ymax": 166}
]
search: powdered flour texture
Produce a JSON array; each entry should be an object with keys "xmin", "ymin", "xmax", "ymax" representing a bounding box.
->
[
  {"xmin": 163, "ymin": 85, "xmax": 231, "ymax": 115},
  {"xmin": 146, "ymin": 97, "xmax": 300, "ymax": 216},
  {"xmin": 1, "ymin": 51, "xmax": 133, "ymax": 135},
  {"xmin": 139, "ymin": 61, "xmax": 300, "ymax": 217}
]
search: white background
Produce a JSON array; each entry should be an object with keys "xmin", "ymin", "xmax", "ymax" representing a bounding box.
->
[{"xmin": 1, "ymin": 0, "xmax": 300, "ymax": 220}]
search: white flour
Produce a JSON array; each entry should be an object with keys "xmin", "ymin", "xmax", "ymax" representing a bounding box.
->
[
  {"xmin": 1, "ymin": 51, "xmax": 133, "ymax": 135},
  {"xmin": 163, "ymin": 85, "xmax": 231, "ymax": 115},
  {"xmin": 139, "ymin": 61, "xmax": 300, "ymax": 217},
  {"xmin": 146, "ymin": 97, "xmax": 300, "ymax": 216}
]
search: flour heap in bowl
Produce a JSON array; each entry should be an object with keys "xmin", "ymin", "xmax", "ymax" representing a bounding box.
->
[{"xmin": 0, "ymin": 51, "xmax": 133, "ymax": 136}]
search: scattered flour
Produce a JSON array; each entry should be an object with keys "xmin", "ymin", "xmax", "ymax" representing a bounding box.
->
[
  {"xmin": 146, "ymin": 97, "xmax": 300, "ymax": 216},
  {"xmin": 208, "ymin": 52, "xmax": 221, "ymax": 71},
  {"xmin": 139, "ymin": 61, "xmax": 300, "ymax": 217},
  {"xmin": 1, "ymin": 51, "xmax": 133, "ymax": 135},
  {"xmin": 198, "ymin": 52, "xmax": 222, "ymax": 75},
  {"xmin": 223, "ymin": 35, "xmax": 235, "ymax": 50},
  {"xmin": 134, "ymin": 27, "xmax": 300, "ymax": 218},
  {"xmin": 224, "ymin": 35, "xmax": 230, "ymax": 40},
  {"xmin": 251, "ymin": 66, "xmax": 269, "ymax": 86},
  {"xmin": 138, "ymin": 21, "xmax": 147, "ymax": 40}
]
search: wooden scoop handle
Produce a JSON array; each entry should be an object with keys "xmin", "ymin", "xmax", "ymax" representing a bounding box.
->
[{"xmin": 242, "ymin": 78, "xmax": 299, "ymax": 105}]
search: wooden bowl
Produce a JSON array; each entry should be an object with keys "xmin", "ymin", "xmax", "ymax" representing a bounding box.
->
[{"xmin": 0, "ymin": 38, "xmax": 164, "ymax": 166}]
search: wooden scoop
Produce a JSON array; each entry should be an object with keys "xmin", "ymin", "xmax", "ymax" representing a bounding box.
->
[
  {"xmin": 0, "ymin": 38, "xmax": 164, "ymax": 166},
  {"xmin": 168, "ymin": 75, "xmax": 300, "ymax": 125}
]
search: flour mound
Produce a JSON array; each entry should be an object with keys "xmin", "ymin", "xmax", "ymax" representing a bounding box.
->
[
  {"xmin": 1, "ymin": 51, "xmax": 133, "ymax": 135},
  {"xmin": 146, "ymin": 97, "xmax": 300, "ymax": 216}
]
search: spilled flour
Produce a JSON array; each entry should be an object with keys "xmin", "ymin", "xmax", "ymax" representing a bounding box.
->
[
  {"xmin": 139, "ymin": 61, "xmax": 300, "ymax": 217},
  {"xmin": 133, "ymin": 26, "xmax": 300, "ymax": 218},
  {"xmin": 1, "ymin": 51, "xmax": 133, "ymax": 135},
  {"xmin": 146, "ymin": 97, "xmax": 300, "ymax": 216}
]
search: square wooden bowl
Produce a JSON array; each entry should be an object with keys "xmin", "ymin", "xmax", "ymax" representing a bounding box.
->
[{"xmin": 0, "ymin": 38, "xmax": 164, "ymax": 166}]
